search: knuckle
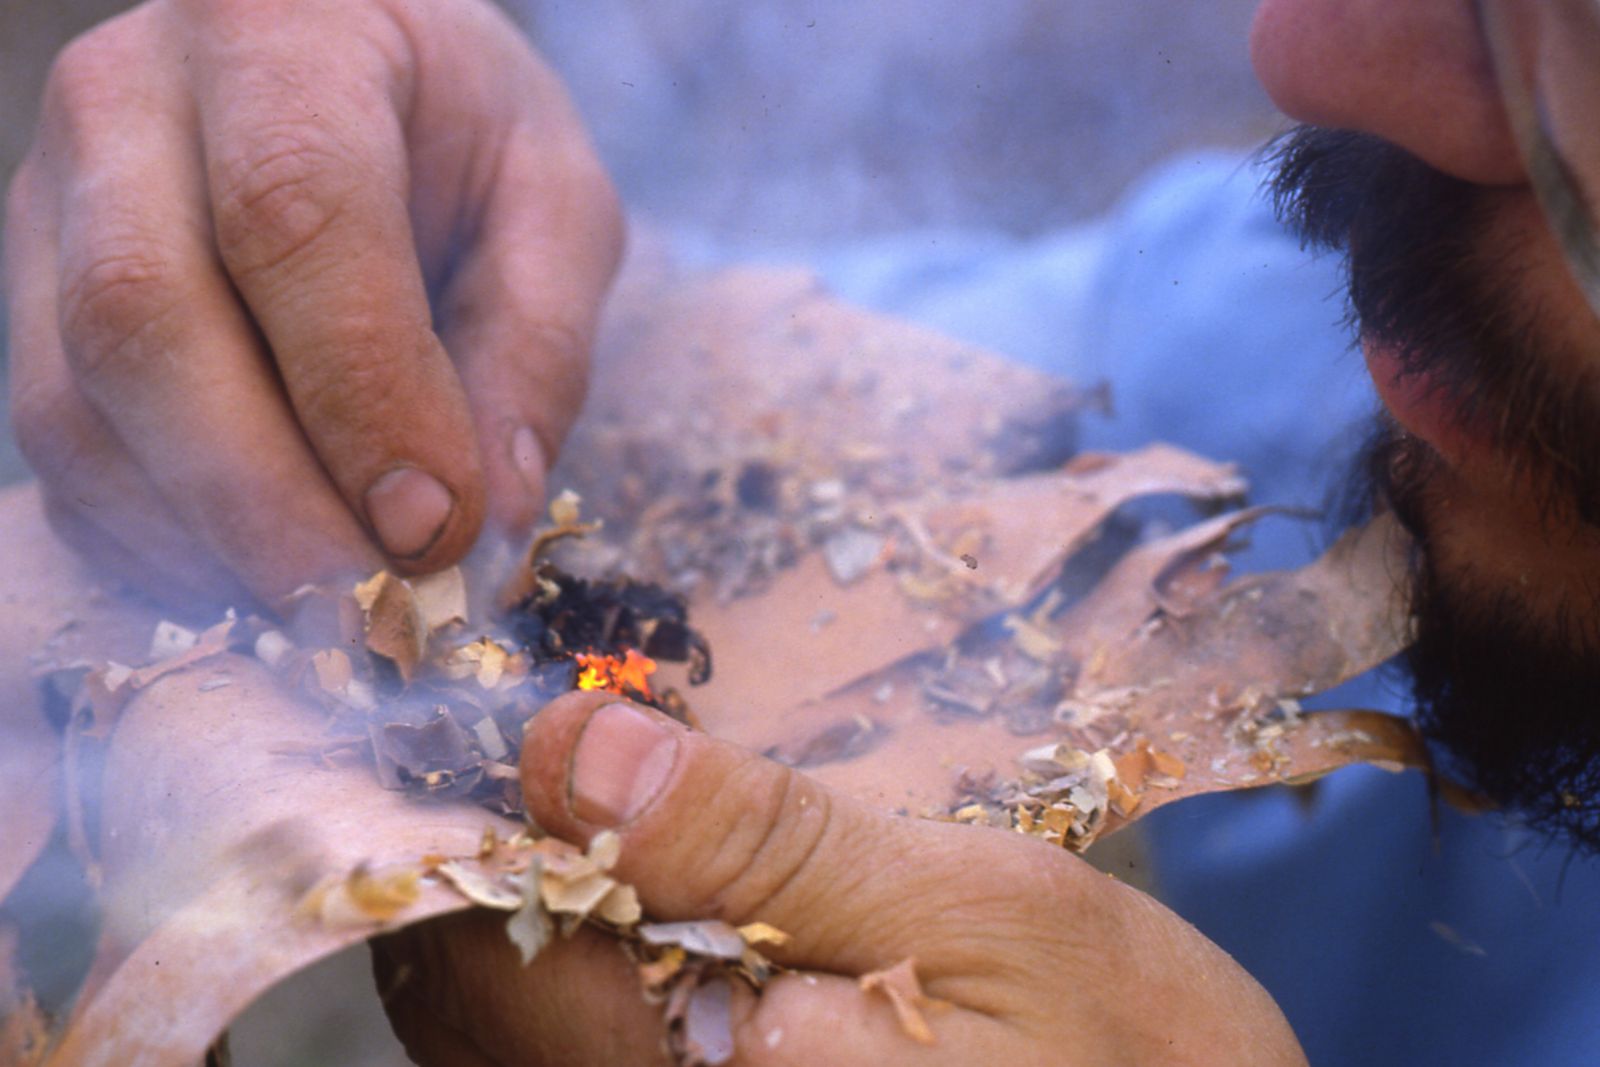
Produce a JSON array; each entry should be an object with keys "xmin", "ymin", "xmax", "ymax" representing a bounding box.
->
[
  {"xmin": 41, "ymin": 29, "xmax": 124, "ymax": 129},
  {"xmin": 694, "ymin": 764, "xmax": 834, "ymax": 921},
  {"xmin": 526, "ymin": 318, "xmax": 591, "ymax": 368},
  {"xmin": 58, "ymin": 239, "xmax": 183, "ymax": 376},
  {"xmin": 11, "ymin": 378, "xmax": 96, "ymax": 483},
  {"xmin": 211, "ymin": 124, "xmax": 352, "ymax": 279},
  {"xmin": 507, "ymin": 318, "xmax": 591, "ymax": 459}
]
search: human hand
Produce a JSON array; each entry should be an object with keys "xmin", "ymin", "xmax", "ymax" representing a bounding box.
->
[
  {"xmin": 3, "ymin": 0, "xmax": 622, "ymax": 608},
  {"xmin": 374, "ymin": 692, "xmax": 1307, "ymax": 1066}
]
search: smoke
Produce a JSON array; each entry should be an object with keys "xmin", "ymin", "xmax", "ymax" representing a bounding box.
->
[{"xmin": 520, "ymin": 0, "xmax": 1275, "ymax": 243}]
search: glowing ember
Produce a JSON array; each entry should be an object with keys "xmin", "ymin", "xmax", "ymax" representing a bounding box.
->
[{"xmin": 575, "ymin": 649, "xmax": 658, "ymax": 698}]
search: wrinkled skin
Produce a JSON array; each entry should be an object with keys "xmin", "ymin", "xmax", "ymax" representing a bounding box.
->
[
  {"xmin": 374, "ymin": 693, "xmax": 1307, "ymax": 1066},
  {"xmin": 3, "ymin": 0, "xmax": 623, "ymax": 609}
]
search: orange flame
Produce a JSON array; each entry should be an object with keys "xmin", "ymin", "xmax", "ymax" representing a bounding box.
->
[{"xmin": 575, "ymin": 649, "xmax": 657, "ymax": 698}]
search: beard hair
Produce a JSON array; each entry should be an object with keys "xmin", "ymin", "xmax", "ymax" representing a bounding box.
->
[
  {"xmin": 1267, "ymin": 126, "xmax": 1600, "ymax": 528},
  {"xmin": 1269, "ymin": 125, "xmax": 1600, "ymax": 852},
  {"xmin": 1352, "ymin": 419, "xmax": 1600, "ymax": 854}
]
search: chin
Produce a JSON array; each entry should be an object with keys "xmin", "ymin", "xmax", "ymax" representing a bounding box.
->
[{"xmin": 1357, "ymin": 420, "xmax": 1600, "ymax": 854}]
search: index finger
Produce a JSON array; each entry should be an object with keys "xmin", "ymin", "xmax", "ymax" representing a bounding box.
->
[{"xmin": 184, "ymin": 0, "xmax": 485, "ymax": 570}]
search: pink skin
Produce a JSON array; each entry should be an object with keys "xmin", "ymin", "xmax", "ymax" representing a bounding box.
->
[
  {"xmin": 1250, "ymin": 0, "xmax": 1523, "ymax": 186},
  {"xmin": 376, "ymin": 694, "xmax": 1309, "ymax": 1066},
  {"xmin": 2, "ymin": 0, "xmax": 624, "ymax": 610},
  {"xmin": 1252, "ymin": 0, "xmax": 1528, "ymax": 466}
]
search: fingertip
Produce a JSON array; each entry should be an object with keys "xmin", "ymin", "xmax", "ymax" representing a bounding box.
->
[
  {"xmin": 519, "ymin": 690, "xmax": 614, "ymax": 831},
  {"xmin": 519, "ymin": 694, "xmax": 690, "ymax": 841},
  {"xmin": 366, "ymin": 456, "xmax": 487, "ymax": 576},
  {"xmin": 481, "ymin": 420, "xmax": 546, "ymax": 540},
  {"xmin": 364, "ymin": 466, "xmax": 453, "ymax": 559}
]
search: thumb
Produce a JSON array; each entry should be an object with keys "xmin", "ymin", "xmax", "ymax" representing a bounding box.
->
[{"xmin": 521, "ymin": 692, "xmax": 1010, "ymax": 975}]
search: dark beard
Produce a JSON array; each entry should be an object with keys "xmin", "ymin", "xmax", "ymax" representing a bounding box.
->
[
  {"xmin": 1357, "ymin": 421, "xmax": 1600, "ymax": 854},
  {"xmin": 1267, "ymin": 126, "xmax": 1600, "ymax": 526},
  {"xmin": 1267, "ymin": 126, "xmax": 1600, "ymax": 853}
]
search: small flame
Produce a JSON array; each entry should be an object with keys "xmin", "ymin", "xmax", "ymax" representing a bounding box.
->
[{"xmin": 575, "ymin": 649, "xmax": 657, "ymax": 698}]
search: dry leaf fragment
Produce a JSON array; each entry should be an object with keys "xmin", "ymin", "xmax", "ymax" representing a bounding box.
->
[
  {"xmin": 1147, "ymin": 746, "xmax": 1187, "ymax": 780},
  {"xmin": 638, "ymin": 921, "xmax": 749, "ymax": 961},
  {"xmin": 736, "ymin": 922, "xmax": 791, "ymax": 949},
  {"xmin": 434, "ymin": 860, "xmax": 523, "ymax": 910},
  {"xmin": 549, "ymin": 489, "xmax": 583, "ymax": 528},
  {"xmin": 297, "ymin": 863, "xmax": 421, "ymax": 927},
  {"xmin": 507, "ymin": 858, "xmax": 554, "ymax": 965},
  {"xmin": 528, "ymin": 834, "xmax": 629, "ymax": 921},
  {"xmin": 148, "ymin": 620, "xmax": 199, "ymax": 660},
  {"xmin": 859, "ymin": 957, "xmax": 939, "ymax": 1045},
  {"xmin": 347, "ymin": 864, "xmax": 421, "ymax": 919},
  {"xmin": 352, "ymin": 572, "xmax": 387, "ymax": 612},
  {"xmin": 254, "ymin": 629, "xmax": 293, "ymax": 668},
  {"xmin": 682, "ymin": 977, "xmax": 736, "ymax": 1066},
  {"xmin": 412, "ymin": 567, "xmax": 469, "ymax": 632},
  {"xmin": 310, "ymin": 648, "xmax": 353, "ymax": 693},
  {"xmin": 594, "ymin": 883, "xmax": 643, "ymax": 926},
  {"xmin": 472, "ymin": 716, "xmax": 510, "ymax": 761},
  {"xmin": 587, "ymin": 829, "xmax": 623, "ymax": 871},
  {"xmin": 443, "ymin": 638, "xmax": 513, "ymax": 689},
  {"xmin": 127, "ymin": 615, "xmax": 236, "ymax": 689},
  {"xmin": 540, "ymin": 866, "xmax": 618, "ymax": 918},
  {"xmin": 638, "ymin": 946, "xmax": 688, "ymax": 989},
  {"xmin": 359, "ymin": 571, "xmax": 427, "ymax": 681}
]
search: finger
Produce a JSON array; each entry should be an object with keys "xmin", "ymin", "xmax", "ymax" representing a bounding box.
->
[
  {"xmin": 184, "ymin": 0, "xmax": 485, "ymax": 570},
  {"xmin": 5, "ymin": 135, "xmax": 248, "ymax": 605},
  {"xmin": 374, "ymin": 910, "xmax": 670, "ymax": 1067},
  {"xmin": 377, "ymin": 890, "xmax": 1005, "ymax": 1067},
  {"xmin": 520, "ymin": 693, "xmax": 1054, "ymax": 978},
  {"xmin": 374, "ymin": 935, "xmax": 503, "ymax": 1067},
  {"xmin": 38, "ymin": 17, "xmax": 383, "ymax": 603},
  {"xmin": 431, "ymin": 83, "xmax": 624, "ymax": 535}
]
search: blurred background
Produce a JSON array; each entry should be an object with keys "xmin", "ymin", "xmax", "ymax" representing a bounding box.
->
[{"xmin": 0, "ymin": 1, "xmax": 1286, "ymax": 1063}]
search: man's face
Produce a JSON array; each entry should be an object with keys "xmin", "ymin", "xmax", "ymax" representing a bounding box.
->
[{"xmin": 1252, "ymin": 0, "xmax": 1600, "ymax": 850}]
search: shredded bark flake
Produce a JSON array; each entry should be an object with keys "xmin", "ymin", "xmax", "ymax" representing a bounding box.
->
[
  {"xmin": 859, "ymin": 957, "xmax": 941, "ymax": 1045},
  {"xmin": 357, "ymin": 572, "xmax": 427, "ymax": 682},
  {"xmin": 506, "ymin": 857, "xmax": 555, "ymax": 965},
  {"xmin": 736, "ymin": 922, "xmax": 791, "ymax": 949},
  {"xmin": 296, "ymin": 863, "xmax": 422, "ymax": 927},
  {"xmin": 681, "ymin": 976, "xmax": 736, "ymax": 1066},
  {"xmin": 411, "ymin": 567, "xmax": 469, "ymax": 632}
]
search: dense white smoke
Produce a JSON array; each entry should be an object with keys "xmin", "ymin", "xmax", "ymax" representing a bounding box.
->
[{"xmin": 521, "ymin": 0, "xmax": 1274, "ymax": 243}]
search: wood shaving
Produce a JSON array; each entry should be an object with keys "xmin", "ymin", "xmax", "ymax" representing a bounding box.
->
[{"xmin": 859, "ymin": 957, "xmax": 941, "ymax": 1045}]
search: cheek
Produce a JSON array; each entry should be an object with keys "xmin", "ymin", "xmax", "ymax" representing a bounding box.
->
[{"xmin": 1249, "ymin": 0, "xmax": 1524, "ymax": 186}]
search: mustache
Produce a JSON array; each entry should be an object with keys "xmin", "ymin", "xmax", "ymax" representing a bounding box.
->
[{"xmin": 1263, "ymin": 125, "xmax": 1600, "ymax": 527}]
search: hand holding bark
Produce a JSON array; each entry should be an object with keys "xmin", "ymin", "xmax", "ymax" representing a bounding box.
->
[
  {"xmin": 376, "ymin": 692, "xmax": 1308, "ymax": 1065},
  {"xmin": 3, "ymin": 0, "xmax": 622, "ymax": 608}
]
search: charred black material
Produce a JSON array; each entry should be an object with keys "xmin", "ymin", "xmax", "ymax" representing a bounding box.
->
[{"xmin": 509, "ymin": 563, "xmax": 713, "ymax": 685}]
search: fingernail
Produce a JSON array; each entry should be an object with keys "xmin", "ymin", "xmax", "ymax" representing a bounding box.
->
[
  {"xmin": 364, "ymin": 466, "xmax": 453, "ymax": 560},
  {"xmin": 570, "ymin": 703, "xmax": 680, "ymax": 827},
  {"xmin": 511, "ymin": 425, "xmax": 542, "ymax": 479}
]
